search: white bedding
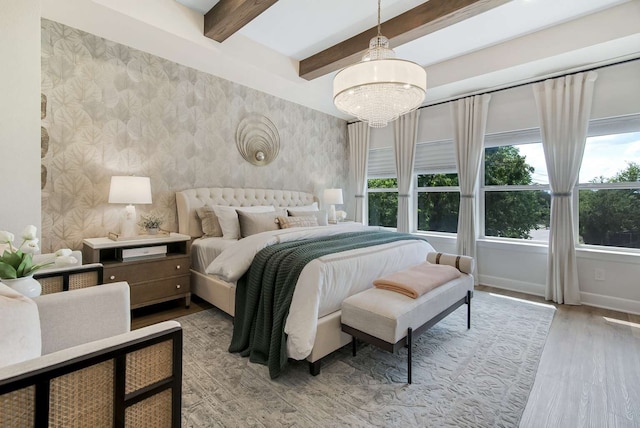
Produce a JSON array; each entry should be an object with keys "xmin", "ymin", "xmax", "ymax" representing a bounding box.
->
[
  {"xmin": 206, "ymin": 224, "xmax": 434, "ymax": 360},
  {"xmin": 191, "ymin": 237, "xmax": 238, "ymax": 273}
]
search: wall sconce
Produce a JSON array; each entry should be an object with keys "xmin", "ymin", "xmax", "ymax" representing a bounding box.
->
[
  {"xmin": 324, "ymin": 188, "xmax": 343, "ymax": 224},
  {"xmin": 108, "ymin": 176, "xmax": 152, "ymax": 237}
]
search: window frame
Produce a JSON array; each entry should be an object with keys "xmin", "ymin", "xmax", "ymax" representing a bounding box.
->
[
  {"xmin": 479, "ymin": 141, "xmax": 551, "ymax": 243},
  {"xmin": 574, "ymin": 131, "xmax": 640, "ymax": 252},
  {"xmin": 414, "ymin": 173, "xmax": 460, "ymax": 235},
  {"xmin": 367, "ymin": 176, "xmax": 399, "ymax": 229}
]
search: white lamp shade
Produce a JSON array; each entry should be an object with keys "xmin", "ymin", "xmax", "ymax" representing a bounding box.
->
[
  {"xmin": 108, "ymin": 176, "xmax": 152, "ymax": 204},
  {"xmin": 324, "ymin": 188, "xmax": 344, "ymax": 205}
]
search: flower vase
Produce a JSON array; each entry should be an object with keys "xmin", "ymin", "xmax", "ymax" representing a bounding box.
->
[
  {"xmin": 1, "ymin": 275, "xmax": 42, "ymax": 298},
  {"xmin": 146, "ymin": 227, "xmax": 159, "ymax": 235}
]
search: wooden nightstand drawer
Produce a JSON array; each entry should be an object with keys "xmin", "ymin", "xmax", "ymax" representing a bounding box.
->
[
  {"xmin": 130, "ymin": 275, "xmax": 191, "ymax": 308},
  {"xmin": 103, "ymin": 255, "xmax": 190, "ymax": 284}
]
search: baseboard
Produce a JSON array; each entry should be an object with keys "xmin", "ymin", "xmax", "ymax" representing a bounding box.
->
[
  {"xmin": 579, "ymin": 292, "xmax": 640, "ymax": 316},
  {"xmin": 479, "ymin": 274, "xmax": 640, "ymax": 315},
  {"xmin": 478, "ymin": 275, "xmax": 545, "ymax": 297}
]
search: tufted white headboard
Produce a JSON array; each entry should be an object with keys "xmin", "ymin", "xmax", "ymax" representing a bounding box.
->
[{"xmin": 176, "ymin": 188, "xmax": 317, "ymax": 237}]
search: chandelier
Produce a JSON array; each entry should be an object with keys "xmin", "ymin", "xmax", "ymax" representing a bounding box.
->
[{"xmin": 333, "ymin": 0, "xmax": 427, "ymax": 128}]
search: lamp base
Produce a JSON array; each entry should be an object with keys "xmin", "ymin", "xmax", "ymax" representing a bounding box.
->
[
  {"xmin": 120, "ymin": 205, "xmax": 138, "ymax": 238},
  {"xmin": 328, "ymin": 204, "xmax": 337, "ymax": 224}
]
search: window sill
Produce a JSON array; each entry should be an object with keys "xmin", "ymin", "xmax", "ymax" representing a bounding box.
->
[
  {"xmin": 404, "ymin": 230, "xmax": 640, "ymax": 262},
  {"xmin": 412, "ymin": 231, "xmax": 457, "ymax": 241},
  {"xmin": 576, "ymin": 246, "xmax": 640, "ymax": 263},
  {"xmin": 477, "ymin": 238, "xmax": 548, "ymax": 253}
]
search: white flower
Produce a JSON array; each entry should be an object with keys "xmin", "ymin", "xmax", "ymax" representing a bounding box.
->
[
  {"xmin": 0, "ymin": 230, "xmax": 15, "ymax": 244},
  {"xmin": 55, "ymin": 248, "xmax": 73, "ymax": 257},
  {"xmin": 21, "ymin": 225, "xmax": 38, "ymax": 240},
  {"xmin": 20, "ymin": 239, "xmax": 40, "ymax": 254},
  {"xmin": 54, "ymin": 255, "xmax": 78, "ymax": 266}
]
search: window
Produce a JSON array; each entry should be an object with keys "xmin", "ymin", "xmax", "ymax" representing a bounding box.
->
[
  {"xmin": 481, "ymin": 143, "xmax": 551, "ymax": 241},
  {"xmin": 577, "ymin": 131, "xmax": 640, "ymax": 249},
  {"xmin": 368, "ymin": 178, "xmax": 398, "ymax": 228},
  {"xmin": 416, "ymin": 173, "xmax": 459, "ymax": 233}
]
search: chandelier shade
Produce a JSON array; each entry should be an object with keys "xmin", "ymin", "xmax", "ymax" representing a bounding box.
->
[
  {"xmin": 333, "ymin": 58, "xmax": 426, "ymax": 128},
  {"xmin": 332, "ymin": 0, "xmax": 427, "ymax": 128}
]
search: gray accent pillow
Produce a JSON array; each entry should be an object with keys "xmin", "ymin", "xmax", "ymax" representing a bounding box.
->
[
  {"xmin": 288, "ymin": 209, "xmax": 328, "ymax": 226},
  {"xmin": 237, "ymin": 211, "xmax": 280, "ymax": 238},
  {"xmin": 195, "ymin": 205, "xmax": 222, "ymax": 237}
]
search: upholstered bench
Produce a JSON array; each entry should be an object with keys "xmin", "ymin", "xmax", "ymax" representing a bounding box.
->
[{"xmin": 341, "ymin": 272, "xmax": 473, "ymax": 384}]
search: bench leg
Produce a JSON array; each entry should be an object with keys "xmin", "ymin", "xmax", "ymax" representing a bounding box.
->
[
  {"xmin": 309, "ymin": 360, "xmax": 321, "ymax": 376},
  {"xmin": 407, "ymin": 327, "xmax": 412, "ymax": 385},
  {"xmin": 352, "ymin": 336, "xmax": 357, "ymax": 357},
  {"xmin": 466, "ymin": 290, "xmax": 472, "ymax": 329}
]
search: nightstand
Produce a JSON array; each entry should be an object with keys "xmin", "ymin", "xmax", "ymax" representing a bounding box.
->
[{"xmin": 82, "ymin": 233, "xmax": 191, "ymax": 309}]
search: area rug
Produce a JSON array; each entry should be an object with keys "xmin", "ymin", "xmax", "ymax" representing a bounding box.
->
[{"xmin": 178, "ymin": 291, "xmax": 555, "ymax": 427}]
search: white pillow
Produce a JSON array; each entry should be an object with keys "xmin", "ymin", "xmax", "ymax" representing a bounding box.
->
[
  {"xmin": 289, "ymin": 202, "xmax": 318, "ymax": 212},
  {"xmin": 0, "ymin": 284, "xmax": 42, "ymax": 368},
  {"xmin": 213, "ymin": 205, "xmax": 276, "ymax": 240}
]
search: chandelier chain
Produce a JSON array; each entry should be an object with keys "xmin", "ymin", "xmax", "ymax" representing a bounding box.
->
[{"xmin": 377, "ymin": 0, "xmax": 382, "ymax": 37}]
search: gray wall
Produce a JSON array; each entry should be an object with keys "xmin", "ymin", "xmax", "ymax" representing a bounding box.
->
[{"xmin": 41, "ymin": 19, "xmax": 350, "ymax": 251}]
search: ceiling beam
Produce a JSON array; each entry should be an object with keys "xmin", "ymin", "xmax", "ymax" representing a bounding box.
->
[
  {"xmin": 204, "ymin": 0, "xmax": 279, "ymax": 42},
  {"xmin": 299, "ymin": 0, "xmax": 511, "ymax": 81}
]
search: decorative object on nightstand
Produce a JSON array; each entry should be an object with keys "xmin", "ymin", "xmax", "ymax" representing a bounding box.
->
[
  {"xmin": 82, "ymin": 233, "xmax": 192, "ymax": 310},
  {"xmin": 324, "ymin": 188, "xmax": 344, "ymax": 224},
  {"xmin": 108, "ymin": 176, "xmax": 152, "ymax": 238},
  {"xmin": 0, "ymin": 225, "xmax": 77, "ymax": 297},
  {"xmin": 137, "ymin": 210, "xmax": 164, "ymax": 235}
]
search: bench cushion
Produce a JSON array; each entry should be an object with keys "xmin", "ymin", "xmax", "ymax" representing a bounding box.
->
[{"xmin": 341, "ymin": 275, "xmax": 473, "ymax": 344}]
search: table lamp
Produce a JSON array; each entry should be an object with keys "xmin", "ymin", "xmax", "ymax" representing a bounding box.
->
[
  {"xmin": 108, "ymin": 176, "xmax": 152, "ymax": 237},
  {"xmin": 324, "ymin": 188, "xmax": 343, "ymax": 224}
]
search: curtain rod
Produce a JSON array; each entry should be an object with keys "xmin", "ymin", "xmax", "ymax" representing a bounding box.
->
[{"xmin": 347, "ymin": 55, "xmax": 640, "ymax": 125}]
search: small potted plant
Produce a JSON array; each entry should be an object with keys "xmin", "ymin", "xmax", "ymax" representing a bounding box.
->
[{"xmin": 138, "ymin": 211, "xmax": 164, "ymax": 235}]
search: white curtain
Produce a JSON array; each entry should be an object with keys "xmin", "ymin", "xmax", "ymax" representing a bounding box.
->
[
  {"xmin": 348, "ymin": 122, "xmax": 370, "ymax": 224},
  {"xmin": 533, "ymin": 71, "xmax": 598, "ymax": 305},
  {"xmin": 451, "ymin": 94, "xmax": 491, "ymax": 266},
  {"xmin": 393, "ymin": 110, "xmax": 420, "ymax": 233}
]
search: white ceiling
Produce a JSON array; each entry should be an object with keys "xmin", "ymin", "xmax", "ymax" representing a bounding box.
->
[
  {"xmin": 43, "ymin": 0, "xmax": 640, "ymax": 121},
  {"xmin": 187, "ymin": 0, "xmax": 628, "ymax": 64}
]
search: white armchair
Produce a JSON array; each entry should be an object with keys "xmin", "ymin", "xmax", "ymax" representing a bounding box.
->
[{"xmin": 0, "ymin": 281, "xmax": 182, "ymax": 427}]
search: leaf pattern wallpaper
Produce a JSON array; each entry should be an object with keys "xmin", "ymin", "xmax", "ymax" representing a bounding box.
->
[{"xmin": 40, "ymin": 19, "xmax": 350, "ymax": 251}]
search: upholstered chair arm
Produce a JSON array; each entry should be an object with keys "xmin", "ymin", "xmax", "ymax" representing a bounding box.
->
[{"xmin": 34, "ymin": 281, "xmax": 131, "ymax": 355}]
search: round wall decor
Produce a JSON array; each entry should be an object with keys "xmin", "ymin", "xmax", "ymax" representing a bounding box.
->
[{"xmin": 235, "ymin": 114, "xmax": 280, "ymax": 166}]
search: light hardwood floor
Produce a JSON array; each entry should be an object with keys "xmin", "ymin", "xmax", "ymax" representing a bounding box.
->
[
  {"xmin": 475, "ymin": 285, "xmax": 640, "ymax": 428},
  {"xmin": 132, "ymin": 286, "xmax": 640, "ymax": 428}
]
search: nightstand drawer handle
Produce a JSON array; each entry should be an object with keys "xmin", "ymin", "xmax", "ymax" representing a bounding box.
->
[
  {"xmin": 110, "ymin": 275, "xmax": 116, "ymax": 280},
  {"xmin": 176, "ymin": 284, "xmax": 181, "ymax": 289},
  {"xmin": 176, "ymin": 265, "xmax": 181, "ymax": 270}
]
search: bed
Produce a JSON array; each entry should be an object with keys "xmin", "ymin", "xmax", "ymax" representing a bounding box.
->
[{"xmin": 176, "ymin": 187, "xmax": 435, "ymax": 375}]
